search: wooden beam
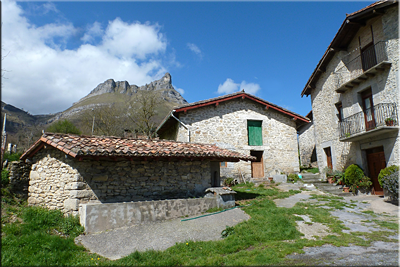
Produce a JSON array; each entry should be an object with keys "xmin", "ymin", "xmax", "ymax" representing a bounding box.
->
[
  {"xmin": 366, "ymin": 73, "xmax": 375, "ymax": 77},
  {"xmin": 215, "ymin": 102, "xmax": 219, "ymax": 107},
  {"xmin": 345, "ymin": 84, "xmax": 354, "ymax": 89},
  {"xmin": 346, "ymin": 19, "xmax": 366, "ymax": 26},
  {"xmin": 265, "ymin": 105, "xmax": 269, "ymax": 110}
]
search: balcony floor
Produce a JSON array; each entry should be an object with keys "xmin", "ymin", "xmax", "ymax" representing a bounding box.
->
[
  {"xmin": 336, "ymin": 61, "xmax": 392, "ymax": 93},
  {"xmin": 340, "ymin": 125, "xmax": 399, "ymax": 142}
]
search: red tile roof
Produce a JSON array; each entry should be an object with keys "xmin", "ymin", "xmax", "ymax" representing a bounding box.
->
[{"xmin": 20, "ymin": 133, "xmax": 256, "ymax": 162}]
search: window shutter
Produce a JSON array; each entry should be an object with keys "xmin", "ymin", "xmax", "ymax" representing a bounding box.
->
[{"xmin": 248, "ymin": 120, "xmax": 262, "ymax": 146}]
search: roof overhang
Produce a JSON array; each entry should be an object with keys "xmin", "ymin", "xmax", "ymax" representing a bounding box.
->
[{"xmin": 301, "ymin": 0, "xmax": 397, "ymax": 97}]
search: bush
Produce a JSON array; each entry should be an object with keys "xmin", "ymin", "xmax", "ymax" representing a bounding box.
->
[
  {"xmin": 344, "ymin": 164, "xmax": 364, "ymax": 187},
  {"xmin": 380, "ymin": 171, "xmax": 399, "ymax": 200},
  {"xmin": 223, "ymin": 177, "xmax": 235, "ymax": 187},
  {"xmin": 1, "ymin": 169, "xmax": 10, "ymax": 186},
  {"xmin": 3, "ymin": 152, "xmax": 23, "ymax": 162},
  {"xmin": 46, "ymin": 119, "xmax": 81, "ymax": 135},
  {"xmin": 288, "ymin": 173, "xmax": 300, "ymax": 183},
  {"xmin": 378, "ymin": 165, "xmax": 399, "ymax": 187}
]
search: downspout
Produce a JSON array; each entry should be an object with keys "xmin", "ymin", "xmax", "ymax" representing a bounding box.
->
[{"xmin": 170, "ymin": 110, "xmax": 191, "ymax": 142}]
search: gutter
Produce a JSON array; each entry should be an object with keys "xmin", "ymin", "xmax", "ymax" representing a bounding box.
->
[{"xmin": 170, "ymin": 110, "xmax": 191, "ymax": 142}]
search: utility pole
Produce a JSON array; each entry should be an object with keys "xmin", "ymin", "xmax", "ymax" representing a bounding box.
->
[
  {"xmin": 91, "ymin": 109, "xmax": 95, "ymax": 136},
  {"xmin": 1, "ymin": 113, "xmax": 7, "ymax": 167}
]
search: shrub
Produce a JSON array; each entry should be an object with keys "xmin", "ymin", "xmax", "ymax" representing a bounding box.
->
[
  {"xmin": 3, "ymin": 152, "xmax": 23, "ymax": 162},
  {"xmin": 350, "ymin": 176, "xmax": 373, "ymax": 192},
  {"xmin": 1, "ymin": 169, "xmax": 10, "ymax": 186},
  {"xmin": 224, "ymin": 177, "xmax": 235, "ymax": 186},
  {"xmin": 344, "ymin": 164, "xmax": 364, "ymax": 187},
  {"xmin": 46, "ymin": 119, "xmax": 81, "ymax": 135},
  {"xmin": 380, "ymin": 171, "xmax": 399, "ymax": 200},
  {"xmin": 378, "ymin": 165, "xmax": 399, "ymax": 187},
  {"xmin": 288, "ymin": 173, "xmax": 300, "ymax": 183}
]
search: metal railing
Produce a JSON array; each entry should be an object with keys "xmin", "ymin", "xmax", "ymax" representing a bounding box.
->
[
  {"xmin": 339, "ymin": 102, "xmax": 398, "ymax": 139},
  {"xmin": 334, "ymin": 41, "xmax": 388, "ymax": 88}
]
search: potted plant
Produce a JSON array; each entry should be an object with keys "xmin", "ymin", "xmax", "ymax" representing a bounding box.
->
[
  {"xmin": 385, "ymin": 118, "xmax": 394, "ymax": 126},
  {"xmin": 344, "ymin": 164, "xmax": 364, "ymax": 195},
  {"xmin": 323, "ymin": 166, "xmax": 334, "ymax": 183},
  {"xmin": 356, "ymin": 176, "xmax": 373, "ymax": 195},
  {"xmin": 333, "ymin": 170, "xmax": 344, "ymax": 185}
]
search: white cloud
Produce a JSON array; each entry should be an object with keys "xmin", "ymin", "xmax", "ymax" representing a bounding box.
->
[
  {"xmin": 187, "ymin": 43, "xmax": 202, "ymax": 58},
  {"xmin": 217, "ymin": 78, "xmax": 239, "ymax": 94},
  {"xmin": 1, "ymin": 0, "xmax": 170, "ymax": 114},
  {"xmin": 175, "ymin": 87, "xmax": 185, "ymax": 95},
  {"xmin": 239, "ymin": 81, "xmax": 260, "ymax": 94},
  {"xmin": 217, "ymin": 78, "xmax": 261, "ymax": 95},
  {"xmin": 81, "ymin": 22, "xmax": 104, "ymax": 44}
]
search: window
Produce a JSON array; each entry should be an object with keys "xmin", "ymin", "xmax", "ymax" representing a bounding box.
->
[
  {"xmin": 336, "ymin": 103, "xmax": 343, "ymax": 122},
  {"xmin": 247, "ymin": 120, "xmax": 262, "ymax": 146},
  {"xmin": 220, "ymin": 162, "xmax": 227, "ymax": 168}
]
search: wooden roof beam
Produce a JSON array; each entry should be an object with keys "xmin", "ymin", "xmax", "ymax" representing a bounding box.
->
[{"xmin": 346, "ymin": 19, "xmax": 366, "ymax": 26}]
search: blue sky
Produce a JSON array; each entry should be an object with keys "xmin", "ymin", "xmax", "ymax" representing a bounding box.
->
[{"xmin": 2, "ymin": 0, "xmax": 374, "ymax": 116}]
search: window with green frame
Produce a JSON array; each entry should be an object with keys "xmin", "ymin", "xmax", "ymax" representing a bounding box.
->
[{"xmin": 247, "ymin": 120, "xmax": 263, "ymax": 146}]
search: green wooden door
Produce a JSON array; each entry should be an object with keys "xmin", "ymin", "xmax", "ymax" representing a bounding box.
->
[{"xmin": 247, "ymin": 120, "xmax": 262, "ymax": 146}]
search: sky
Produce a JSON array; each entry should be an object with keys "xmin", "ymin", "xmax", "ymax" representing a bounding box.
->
[{"xmin": 2, "ymin": 0, "xmax": 374, "ymax": 116}]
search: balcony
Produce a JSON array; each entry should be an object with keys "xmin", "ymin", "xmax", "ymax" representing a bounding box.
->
[
  {"xmin": 334, "ymin": 41, "xmax": 391, "ymax": 93},
  {"xmin": 339, "ymin": 103, "xmax": 398, "ymax": 142}
]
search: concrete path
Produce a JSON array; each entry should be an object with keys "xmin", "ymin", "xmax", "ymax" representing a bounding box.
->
[{"xmin": 75, "ymin": 207, "xmax": 250, "ymax": 260}]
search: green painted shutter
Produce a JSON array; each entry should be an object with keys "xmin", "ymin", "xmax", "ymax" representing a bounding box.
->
[{"xmin": 247, "ymin": 120, "xmax": 262, "ymax": 146}]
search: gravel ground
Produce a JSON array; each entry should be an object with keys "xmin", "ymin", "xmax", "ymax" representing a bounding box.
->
[{"xmin": 75, "ymin": 207, "xmax": 250, "ymax": 260}]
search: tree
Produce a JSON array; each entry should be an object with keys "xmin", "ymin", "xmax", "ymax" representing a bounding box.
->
[
  {"xmin": 46, "ymin": 119, "xmax": 81, "ymax": 135},
  {"xmin": 127, "ymin": 90, "xmax": 162, "ymax": 138}
]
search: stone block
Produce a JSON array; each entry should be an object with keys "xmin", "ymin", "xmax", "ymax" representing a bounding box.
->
[
  {"xmin": 92, "ymin": 175, "xmax": 108, "ymax": 182},
  {"xmin": 30, "ymin": 171, "xmax": 40, "ymax": 180},
  {"xmin": 65, "ymin": 182, "xmax": 86, "ymax": 190},
  {"xmin": 64, "ymin": 199, "xmax": 80, "ymax": 211},
  {"xmin": 69, "ymin": 190, "xmax": 94, "ymax": 199}
]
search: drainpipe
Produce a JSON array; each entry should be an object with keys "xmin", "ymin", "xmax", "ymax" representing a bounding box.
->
[{"xmin": 170, "ymin": 110, "xmax": 190, "ymax": 142}]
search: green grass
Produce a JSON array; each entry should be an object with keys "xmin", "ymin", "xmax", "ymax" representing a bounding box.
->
[{"xmin": 2, "ymin": 184, "xmax": 398, "ymax": 266}]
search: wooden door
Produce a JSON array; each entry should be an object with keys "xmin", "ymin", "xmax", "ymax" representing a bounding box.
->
[
  {"xmin": 324, "ymin": 147, "xmax": 333, "ymax": 169},
  {"xmin": 366, "ymin": 147, "xmax": 385, "ymax": 195},
  {"xmin": 363, "ymin": 93, "xmax": 376, "ymax": 131},
  {"xmin": 251, "ymin": 151, "xmax": 264, "ymax": 178}
]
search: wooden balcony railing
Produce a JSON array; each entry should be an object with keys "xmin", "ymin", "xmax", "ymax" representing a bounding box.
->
[{"xmin": 339, "ymin": 102, "xmax": 398, "ymax": 139}]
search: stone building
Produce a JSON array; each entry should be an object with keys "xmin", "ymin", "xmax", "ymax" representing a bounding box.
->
[
  {"xmin": 298, "ymin": 111, "xmax": 317, "ymax": 168},
  {"xmin": 301, "ymin": 0, "xmax": 399, "ymax": 194},
  {"xmin": 156, "ymin": 91, "xmax": 310, "ymax": 181},
  {"xmin": 20, "ymin": 133, "xmax": 254, "ymax": 215}
]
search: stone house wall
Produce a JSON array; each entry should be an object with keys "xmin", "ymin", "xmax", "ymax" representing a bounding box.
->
[
  {"xmin": 298, "ymin": 121, "xmax": 316, "ymax": 168},
  {"xmin": 27, "ymin": 147, "xmax": 213, "ymax": 215},
  {"xmin": 309, "ymin": 5, "xmax": 399, "ymax": 173},
  {"xmin": 170, "ymin": 98, "xmax": 300, "ymax": 179}
]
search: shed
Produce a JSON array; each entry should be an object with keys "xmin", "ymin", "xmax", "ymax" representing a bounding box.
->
[{"xmin": 21, "ymin": 133, "xmax": 255, "ymax": 215}]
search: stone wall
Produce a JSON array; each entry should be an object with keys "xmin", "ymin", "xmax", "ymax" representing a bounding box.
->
[
  {"xmin": 298, "ymin": 121, "xmax": 316, "ymax": 168},
  {"xmin": 7, "ymin": 160, "xmax": 31, "ymax": 198},
  {"xmin": 308, "ymin": 5, "xmax": 399, "ymax": 172},
  {"xmin": 27, "ymin": 147, "xmax": 214, "ymax": 215},
  {"xmin": 167, "ymin": 98, "xmax": 300, "ymax": 179}
]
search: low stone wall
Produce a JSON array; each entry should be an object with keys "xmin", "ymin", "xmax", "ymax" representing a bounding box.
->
[
  {"xmin": 80, "ymin": 197, "xmax": 218, "ymax": 233},
  {"xmin": 7, "ymin": 161, "xmax": 31, "ymax": 198}
]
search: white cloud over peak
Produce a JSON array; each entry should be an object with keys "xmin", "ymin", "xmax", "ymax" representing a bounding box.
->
[
  {"xmin": 217, "ymin": 78, "xmax": 260, "ymax": 95},
  {"xmin": 2, "ymin": 0, "xmax": 171, "ymax": 114}
]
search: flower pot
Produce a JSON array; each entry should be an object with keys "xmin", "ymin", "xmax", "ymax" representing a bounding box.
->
[
  {"xmin": 343, "ymin": 187, "xmax": 350, "ymax": 193},
  {"xmin": 358, "ymin": 187, "xmax": 371, "ymax": 195},
  {"xmin": 385, "ymin": 120, "xmax": 394, "ymax": 126},
  {"xmin": 268, "ymin": 177, "xmax": 273, "ymax": 182},
  {"xmin": 327, "ymin": 176, "xmax": 335, "ymax": 184}
]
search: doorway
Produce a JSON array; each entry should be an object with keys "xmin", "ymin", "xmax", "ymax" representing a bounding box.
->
[
  {"xmin": 324, "ymin": 147, "xmax": 333, "ymax": 170},
  {"xmin": 366, "ymin": 146, "xmax": 385, "ymax": 195},
  {"xmin": 362, "ymin": 89, "xmax": 376, "ymax": 131},
  {"xmin": 250, "ymin": 151, "xmax": 264, "ymax": 178}
]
